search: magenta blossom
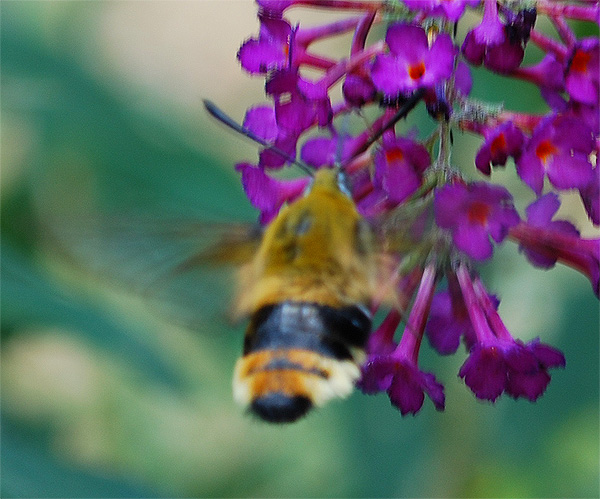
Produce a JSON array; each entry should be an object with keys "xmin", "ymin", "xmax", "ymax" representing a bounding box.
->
[
  {"xmin": 565, "ymin": 38, "xmax": 599, "ymax": 106},
  {"xmin": 454, "ymin": 60, "xmax": 473, "ymax": 97},
  {"xmin": 434, "ymin": 182, "xmax": 521, "ymax": 260},
  {"xmin": 475, "ymin": 121, "xmax": 525, "ymax": 175},
  {"xmin": 360, "ymin": 357, "xmax": 445, "ymax": 414},
  {"xmin": 456, "ymin": 265, "xmax": 565, "ymax": 402},
  {"xmin": 516, "ymin": 193, "xmax": 579, "ymax": 268},
  {"xmin": 238, "ymin": 16, "xmax": 292, "ymax": 74},
  {"xmin": 402, "ymin": 0, "xmax": 478, "ymax": 22},
  {"xmin": 426, "ymin": 273, "xmax": 498, "ymax": 355},
  {"xmin": 300, "ymin": 132, "xmax": 361, "ymax": 169},
  {"xmin": 371, "ymin": 23, "xmax": 455, "ymax": 96},
  {"xmin": 461, "ymin": 0, "xmax": 532, "ymax": 74},
  {"xmin": 266, "ymin": 69, "xmax": 333, "ymax": 132},
  {"xmin": 243, "ymin": 105, "xmax": 298, "ymax": 168},
  {"xmin": 512, "ymin": 54, "xmax": 566, "ymax": 109},
  {"xmin": 516, "ymin": 115, "xmax": 595, "ymax": 194},
  {"xmin": 342, "ymin": 73, "xmax": 376, "ymax": 107},
  {"xmin": 426, "ymin": 290, "xmax": 472, "ymax": 355},
  {"xmin": 359, "ymin": 265, "xmax": 445, "ymax": 415},
  {"xmin": 459, "ymin": 339, "xmax": 566, "ymax": 402},
  {"xmin": 373, "ymin": 134, "xmax": 431, "ymax": 204}
]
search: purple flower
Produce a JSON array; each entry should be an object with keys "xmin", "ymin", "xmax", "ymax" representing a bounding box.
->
[
  {"xmin": 220, "ymin": 0, "xmax": 598, "ymax": 422},
  {"xmin": 238, "ymin": 16, "xmax": 292, "ymax": 74},
  {"xmin": 402, "ymin": 0, "xmax": 478, "ymax": 22},
  {"xmin": 568, "ymin": 101, "xmax": 599, "ymax": 136},
  {"xmin": 463, "ymin": 30, "xmax": 525, "ymax": 74},
  {"xmin": 300, "ymin": 132, "xmax": 361, "ymax": 169},
  {"xmin": 359, "ymin": 265, "xmax": 445, "ymax": 415},
  {"xmin": 459, "ymin": 340, "xmax": 566, "ymax": 402},
  {"xmin": 373, "ymin": 134, "xmax": 431, "ymax": 203},
  {"xmin": 360, "ymin": 356, "xmax": 445, "ymax": 415},
  {"xmin": 426, "ymin": 272, "xmax": 498, "ymax": 355},
  {"xmin": 454, "ymin": 61, "xmax": 473, "ymax": 97},
  {"xmin": 475, "ymin": 121, "xmax": 525, "ymax": 175},
  {"xmin": 426, "ymin": 291, "xmax": 471, "ymax": 355},
  {"xmin": 461, "ymin": 0, "xmax": 527, "ymax": 74},
  {"xmin": 516, "ymin": 115, "xmax": 595, "ymax": 194},
  {"xmin": 266, "ymin": 69, "xmax": 332, "ymax": 132},
  {"xmin": 517, "ymin": 193, "xmax": 579, "ymax": 268},
  {"xmin": 505, "ymin": 339, "xmax": 566, "ymax": 400},
  {"xmin": 342, "ymin": 73, "xmax": 376, "ymax": 107},
  {"xmin": 456, "ymin": 265, "xmax": 565, "ymax": 402},
  {"xmin": 256, "ymin": 0, "xmax": 294, "ymax": 16},
  {"xmin": 371, "ymin": 23, "xmax": 455, "ymax": 96},
  {"xmin": 235, "ymin": 163, "xmax": 309, "ymax": 223},
  {"xmin": 434, "ymin": 182, "xmax": 521, "ymax": 260},
  {"xmin": 459, "ymin": 343, "xmax": 510, "ymax": 401},
  {"xmin": 565, "ymin": 38, "xmax": 599, "ymax": 106},
  {"xmin": 243, "ymin": 105, "xmax": 298, "ymax": 168}
]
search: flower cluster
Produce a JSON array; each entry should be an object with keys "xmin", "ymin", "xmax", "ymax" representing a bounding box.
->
[{"xmin": 230, "ymin": 0, "xmax": 599, "ymax": 415}]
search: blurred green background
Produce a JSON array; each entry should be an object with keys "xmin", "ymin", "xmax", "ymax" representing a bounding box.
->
[{"xmin": 1, "ymin": 2, "xmax": 598, "ymax": 497}]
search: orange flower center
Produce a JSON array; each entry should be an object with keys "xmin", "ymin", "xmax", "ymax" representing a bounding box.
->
[
  {"xmin": 385, "ymin": 148, "xmax": 404, "ymax": 163},
  {"xmin": 535, "ymin": 139, "xmax": 558, "ymax": 165},
  {"xmin": 467, "ymin": 200, "xmax": 491, "ymax": 225},
  {"xmin": 408, "ymin": 61, "xmax": 426, "ymax": 81},
  {"xmin": 570, "ymin": 49, "xmax": 590, "ymax": 73},
  {"xmin": 490, "ymin": 133, "xmax": 507, "ymax": 155}
]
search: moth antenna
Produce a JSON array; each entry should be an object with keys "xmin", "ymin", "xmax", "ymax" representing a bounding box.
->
[{"xmin": 203, "ymin": 99, "xmax": 314, "ymax": 177}]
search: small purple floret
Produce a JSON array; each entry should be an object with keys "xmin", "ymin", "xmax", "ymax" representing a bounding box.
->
[
  {"xmin": 238, "ymin": 16, "xmax": 292, "ymax": 74},
  {"xmin": 434, "ymin": 182, "xmax": 521, "ymax": 260},
  {"xmin": 360, "ymin": 356, "xmax": 445, "ymax": 415},
  {"xmin": 374, "ymin": 135, "xmax": 431, "ymax": 203},
  {"xmin": 475, "ymin": 121, "xmax": 525, "ymax": 175},
  {"xmin": 243, "ymin": 105, "xmax": 298, "ymax": 168},
  {"xmin": 519, "ymin": 193, "xmax": 580, "ymax": 268},
  {"xmin": 459, "ymin": 339, "xmax": 565, "ymax": 402},
  {"xmin": 566, "ymin": 38, "xmax": 599, "ymax": 106},
  {"xmin": 371, "ymin": 23, "xmax": 455, "ymax": 96},
  {"xmin": 516, "ymin": 116, "xmax": 595, "ymax": 194}
]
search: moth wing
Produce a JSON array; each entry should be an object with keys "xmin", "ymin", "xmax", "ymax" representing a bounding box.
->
[
  {"xmin": 369, "ymin": 214, "xmax": 426, "ymax": 314},
  {"xmin": 41, "ymin": 214, "xmax": 262, "ymax": 330}
]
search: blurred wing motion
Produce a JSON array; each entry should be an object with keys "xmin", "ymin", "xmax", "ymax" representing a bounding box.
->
[{"xmin": 43, "ymin": 214, "xmax": 262, "ymax": 329}]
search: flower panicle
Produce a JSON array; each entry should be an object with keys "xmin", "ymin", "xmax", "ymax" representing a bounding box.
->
[{"xmin": 227, "ymin": 0, "xmax": 599, "ymax": 416}]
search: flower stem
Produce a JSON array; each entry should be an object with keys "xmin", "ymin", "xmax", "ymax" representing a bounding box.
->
[
  {"xmin": 295, "ymin": 0, "xmax": 384, "ymax": 11},
  {"xmin": 397, "ymin": 262, "xmax": 438, "ymax": 362},
  {"xmin": 456, "ymin": 264, "xmax": 496, "ymax": 344},
  {"xmin": 537, "ymin": 1, "xmax": 600, "ymax": 22},
  {"xmin": 530, "ymin": 29, "xmax": 569, "ymax": 62}
]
